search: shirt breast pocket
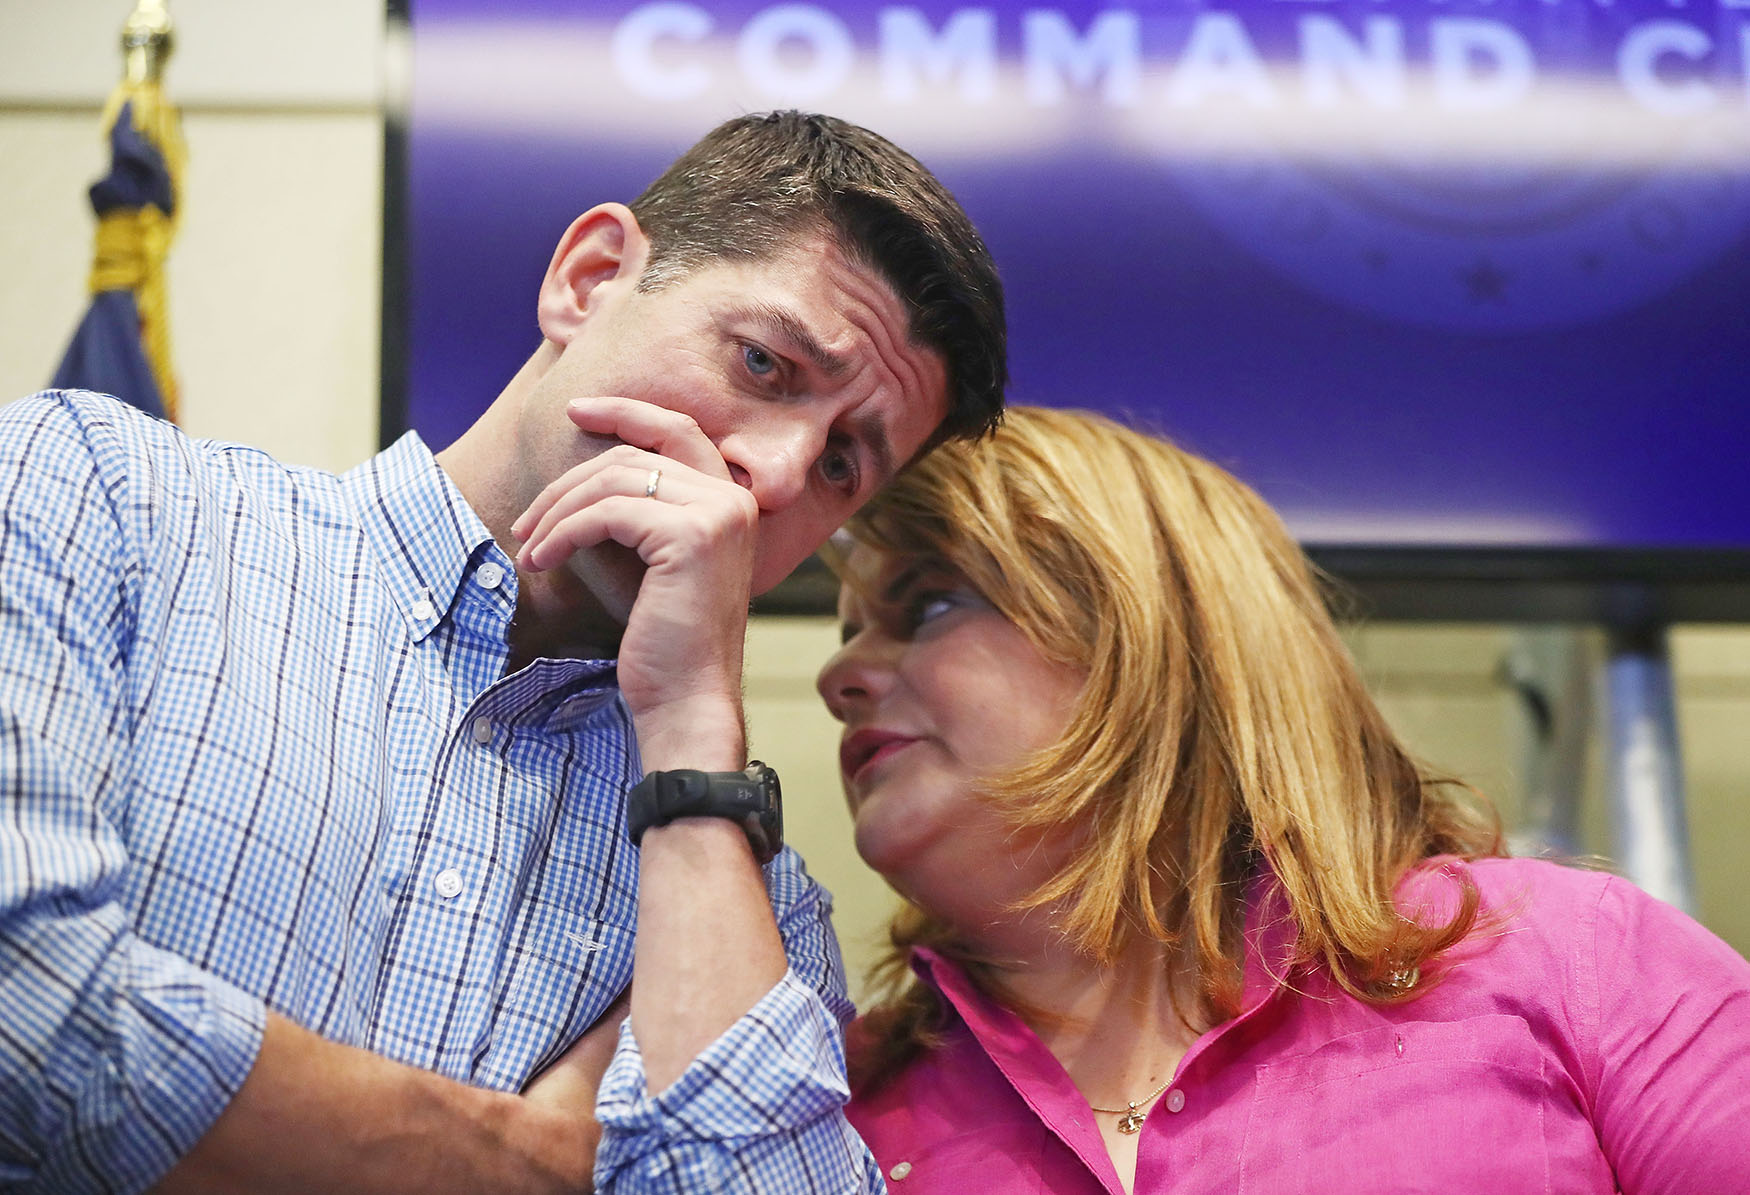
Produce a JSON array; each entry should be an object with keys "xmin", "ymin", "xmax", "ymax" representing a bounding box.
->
[{"xmin": 1238, "ymin": 1014, "xmax": 1552, "ymax": 1195}]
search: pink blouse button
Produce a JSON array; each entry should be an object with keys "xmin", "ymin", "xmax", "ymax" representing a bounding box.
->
[
  {"xmin": 889, "ymin": 1162, "xmax": 913, "ymax": 1181},
  {"xmin": 1166, "ymin": 1088, "xmax": 1186, "ymax": 1113}
]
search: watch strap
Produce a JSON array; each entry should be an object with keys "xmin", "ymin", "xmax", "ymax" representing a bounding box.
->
[{"xmin": 626, "ymin": 763, "xmax": 782, "ymax": 864}]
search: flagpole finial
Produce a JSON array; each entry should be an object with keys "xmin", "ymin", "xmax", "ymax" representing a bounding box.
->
[{"xmin": 122, "ymin": 1, "xmax": 174, "ymax": 86}]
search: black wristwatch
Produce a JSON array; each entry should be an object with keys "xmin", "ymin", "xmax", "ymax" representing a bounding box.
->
[{"xmin": 625, "ymin": 761, "xmax": 784, "ymax": 865}]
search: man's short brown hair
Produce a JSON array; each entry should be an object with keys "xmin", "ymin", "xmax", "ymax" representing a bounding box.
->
[{"xmin": 631, "ymin": 110, "xmax": 1006, "ymax": 443}]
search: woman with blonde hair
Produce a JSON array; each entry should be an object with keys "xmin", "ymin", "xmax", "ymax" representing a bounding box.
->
[{"xmin": 816, "ymin": 406, "xmax": 1750, "ymax": 1193}]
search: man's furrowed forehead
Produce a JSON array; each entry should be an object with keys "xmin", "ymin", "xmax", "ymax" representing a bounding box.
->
[{"xmin": 648, "ymin": 224, "xmax": 928, "ymax": 351}]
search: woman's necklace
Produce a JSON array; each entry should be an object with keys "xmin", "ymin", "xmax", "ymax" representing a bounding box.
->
[{"xmin": 1088, "ymin": 1076, "xmax": 1173, "ymax": 1134}]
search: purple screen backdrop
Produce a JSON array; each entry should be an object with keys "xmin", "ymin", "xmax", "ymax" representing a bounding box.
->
[{"xmin": 405, "ymin": 0, "xmax": 1750, "ymax": 565}]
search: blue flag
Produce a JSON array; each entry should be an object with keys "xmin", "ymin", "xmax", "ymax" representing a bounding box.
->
[{"xmin": 51, "ymin": 95, "xmax": 182, "ymax": 421}]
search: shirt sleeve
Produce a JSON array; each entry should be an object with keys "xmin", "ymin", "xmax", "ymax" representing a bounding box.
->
[
  {"xmin": 592, "ymin": 847, "xmax": 884, "ymax": 1193},
  {"xmin": 1588, "ymin": 874, "xmax": 1750, "ymax": 1194},
  {"xmin": 0, "ymin": 393, "xmax": 267, "ymax": 1193}
]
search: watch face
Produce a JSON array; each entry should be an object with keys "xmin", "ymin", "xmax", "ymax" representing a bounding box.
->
[
  {"xmin": 747, "ymin": 761, "xmax": 782, "ymax": 862},
  {"xmin": 749, "ymin": 761, "xmax": 780, "ymax": 806}
]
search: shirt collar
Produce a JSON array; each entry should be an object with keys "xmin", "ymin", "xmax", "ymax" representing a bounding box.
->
[
  {"xmin": 901, "ymin": 868, "xmax": 1304, "ymax": 1186},
  {"xmin": 906, "ymin": 946, "xmax": 1122, "ymax": 1183},
  {"xmin": 341, "ymin": 431, "xmax": 499, "ymax": 643},
  {"xmin": 908, "ymin": 946, "xmax": 1065, "ymax": 1094}
]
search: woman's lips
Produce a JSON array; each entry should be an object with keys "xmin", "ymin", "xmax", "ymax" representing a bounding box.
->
[{"xmin": 840, "ymin": 729, "xmax": 920, "ymax": 784}]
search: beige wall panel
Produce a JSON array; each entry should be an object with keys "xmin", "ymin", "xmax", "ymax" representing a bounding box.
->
[
  {"xmin": 0, "ymin": 0, "xmax": 383, "ymax": 106},
  {"xmin": 0, "ymin": 114, "xmax": 111, "ymax": 403},
  {"xmin": 1347, "ymin": 624, "xmax": 1522, "ymax": 817},
  {"xmin": 1671, "ymin": 628, "xmax": 1750, "ymax": 957},
  {"xmin": 170, "ymin": 111, "xmax": 381, "ymax": 469}
]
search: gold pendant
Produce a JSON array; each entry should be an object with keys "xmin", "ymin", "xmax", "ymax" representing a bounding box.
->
[{"xmin": 1115, "ymin": 1105, "xmax": 1146, "ymax": 1134}]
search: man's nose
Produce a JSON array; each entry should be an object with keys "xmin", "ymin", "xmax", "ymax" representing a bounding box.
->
[{"xmin": 722, "ymin": 418, "xmax": 821, "ymax": 512}]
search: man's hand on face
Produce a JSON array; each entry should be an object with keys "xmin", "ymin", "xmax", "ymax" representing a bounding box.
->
[{"xmin": 512, "ymin": 396, "xmax": 754, "ymax": 767}]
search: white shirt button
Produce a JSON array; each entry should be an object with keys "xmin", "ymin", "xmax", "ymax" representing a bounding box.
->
[
  {"xmin": 476, "ymin": 562, "xmax": 504, "ymax": 590},
  {"xmin": 470, "ymin": 718, "xmax": 493, "ymax": 745},
  {"xmin": 434, "ymin": 868, "xmax": 463, "ymax": 899},
  {"xmin": 888, "ymin": 1162, "xmax": 912, "ymax": 1181},
  {"xmin": 409, "ymin": 597, "xmax": 435, "ymax": 621},
  {"xmin": 1165, "ymin": 1088, "xmax": 1186, "ymax": 1113}
]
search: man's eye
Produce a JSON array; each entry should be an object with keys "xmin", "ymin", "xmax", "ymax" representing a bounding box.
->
[
  {"xmin": 742, "ymin": 344, "xmax": 778, "ymax": 377},
  {"xmin": 820, "ymin": 449, "xmax": 859, "ymax": 493}
]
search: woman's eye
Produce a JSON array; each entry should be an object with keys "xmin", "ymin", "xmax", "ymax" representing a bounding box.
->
[
  {"xmin": 742, "ymin": 344, "xmax": 778, "ymax": 377},
  {"xmin": 905, "ymin": 591, "xmax": 959, "ymax": 631}
]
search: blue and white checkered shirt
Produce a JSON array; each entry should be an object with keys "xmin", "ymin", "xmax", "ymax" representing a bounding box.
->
[{"xmin": 0, "ymin": 391, "xmax": 881, "ymax": 1193}]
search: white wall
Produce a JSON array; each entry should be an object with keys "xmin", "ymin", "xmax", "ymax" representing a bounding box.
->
[{"xmin": 2, "ymin": 2, "xmax": 1744, "ymax": 1004}]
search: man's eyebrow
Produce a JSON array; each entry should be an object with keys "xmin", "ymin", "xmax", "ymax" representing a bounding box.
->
[
  {"xmin": 728, "ymin": 302, "xmax": 851, "ymax": 379},
  {"xmin": 852, "ymin": 409, "xmax": 896, "ymax": 489}
]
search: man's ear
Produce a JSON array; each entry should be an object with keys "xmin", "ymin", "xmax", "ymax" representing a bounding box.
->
[{"xmin": 536, "ymin": 203, "xmax": 651, "ymax": 347}]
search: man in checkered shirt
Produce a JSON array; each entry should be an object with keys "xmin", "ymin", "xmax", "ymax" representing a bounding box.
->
[{"xmin": 0, "ymin": 111, "xmax": 1005, "ymax": 1193}]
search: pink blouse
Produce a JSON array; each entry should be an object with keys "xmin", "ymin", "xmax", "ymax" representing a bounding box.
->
[{"xmin": 847, "ymin": 857, "xmax": 1750, "ymax": 1194}]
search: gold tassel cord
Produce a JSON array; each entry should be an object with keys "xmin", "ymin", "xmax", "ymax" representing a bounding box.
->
[
  {"xmin": 88, "ymin": 205, "xmax": 175, "ymax": 419},
  {"xmin": 89, "ymin": 207, "xmax": 173, "ymax": 296}
]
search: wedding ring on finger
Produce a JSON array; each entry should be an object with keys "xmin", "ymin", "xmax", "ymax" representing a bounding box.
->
[{"xmin": 644, "ymin": 469, "xmax": 662, "ymax": 499}]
